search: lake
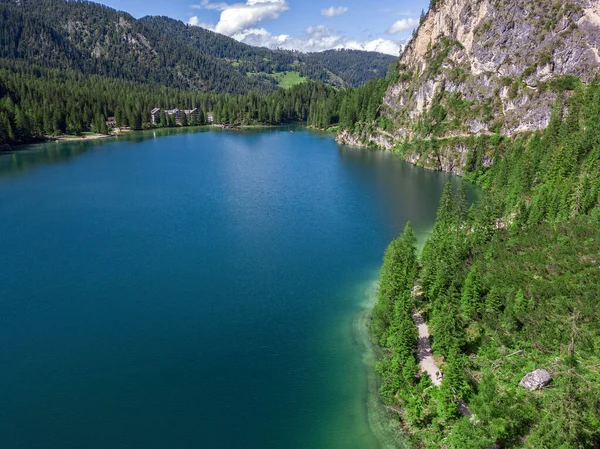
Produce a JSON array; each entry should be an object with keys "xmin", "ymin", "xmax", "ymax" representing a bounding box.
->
[{"xmin": 0, "ymin": 127, "xmax": 467, "ymax": 448}]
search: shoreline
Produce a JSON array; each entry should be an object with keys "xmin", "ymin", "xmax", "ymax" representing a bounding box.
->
[
  {"xmin": 52, "ymin": 132, "xmax": 119, "ymax": 142},
  {"xmin": 0, "ymin": 131, "xmax": 123, "ymax": 151},
  {"xmin": 0, "ymin": 123, "xmax": 305, "ymax": 153},
  {"xmin": 357, "ymin": 225, "xmax": 438, "ymax": 447},
  {"xmin": 354, "ymin": 277, "xmax": 409, "ymax": 449}
]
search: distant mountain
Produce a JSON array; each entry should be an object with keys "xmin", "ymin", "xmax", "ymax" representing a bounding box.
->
[{"xmin": 0, "ymin": 0, "xmax": 396, "ymax": 93}]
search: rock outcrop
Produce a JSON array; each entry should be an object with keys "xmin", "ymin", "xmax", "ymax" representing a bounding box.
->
[
  {"xmin": 338, "ymin": 0, "xmax": 600, "ymax": 175},
  {"xmin": 520, "ymin": 369, "xmax": 552, "ymax": 391}
]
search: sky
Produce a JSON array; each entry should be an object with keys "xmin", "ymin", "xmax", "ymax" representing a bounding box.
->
[{"xmin": 94, "ymin": 0, "xmax": 429, "ymax": 56}]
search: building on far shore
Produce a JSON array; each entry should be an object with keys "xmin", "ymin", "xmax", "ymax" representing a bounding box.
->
[
  {"xmin": 151, "ymin": 108, "xmax": 161, "ymax": 124},
  {"xmin": 105, "ymin": 117, "xmax": 116, "ymax": 127},
  {"xmin": 184, "ymin": 109, "xmax": 198, "ymax": 122},
  {"xmin": 151, "ymin": 108, "xmax": 199, "ymax": 125},
  {"xmin": 165, "ymin": 108, "xmax": 181, "ymax": 123}
]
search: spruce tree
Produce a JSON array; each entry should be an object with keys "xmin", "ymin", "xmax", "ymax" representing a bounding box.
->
[{"xmin": 461, "ymin": 265, "xmax": 482, "ymax": 319}]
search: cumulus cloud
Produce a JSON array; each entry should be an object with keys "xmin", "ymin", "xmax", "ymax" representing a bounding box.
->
[
  {"xmin": 355, "ymin": 38, "xmax": 403, "ymax": 55},
  {"xmin": 192, "ymin": 0, "xmax": 290, "ymax": 36},
  {"xmin": 222, "ymin": 24, "xmax": 403, "ymax": 55},
  {"xmin": 320, "ymin": 6, "xmax": 348, "ymax": 17},
  {"xmin": 386, "ymin": 18, "xmax": 419, "ymax": 34},
  {"xmin": 187, "ymin": 15, "xmax": 215, "ymax": 28},
  {"xmin": 186, "ymin": 0, "xmax": 403, "ymax": 55},
  {"xmin": 191, "ymin": 0, "xmax": 229, "ymax": 11},
  {"xmin": 230, "ymin": 27, "xmax": 289, "ymax": 47}
]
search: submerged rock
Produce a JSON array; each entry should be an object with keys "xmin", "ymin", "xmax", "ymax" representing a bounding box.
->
[{"xmin": 520, "ymin": 369, "xmax": 551, "ymax": 391}]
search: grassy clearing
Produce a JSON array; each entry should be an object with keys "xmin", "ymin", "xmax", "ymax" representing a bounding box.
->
[{"xmin": 246, "ymin": 71, "xmax": 308, "ymax": 89}]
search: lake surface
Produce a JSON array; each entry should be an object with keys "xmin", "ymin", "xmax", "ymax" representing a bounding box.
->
[{"xmin": 0, "ymin": 127, "xmax": 467, "ymax": 448}]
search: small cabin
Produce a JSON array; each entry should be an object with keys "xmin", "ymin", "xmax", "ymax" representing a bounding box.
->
[{"xmin": 150, "ymin": 108, "xmax": 161, "ymax": 124}]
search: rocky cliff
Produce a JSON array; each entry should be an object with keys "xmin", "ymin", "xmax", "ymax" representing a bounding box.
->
[{"xmin": 338, "ymin": 0, "xmax": 600, "ymax": 173}]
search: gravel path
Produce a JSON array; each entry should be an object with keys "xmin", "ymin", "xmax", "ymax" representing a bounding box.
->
[
  {"xmin": 412, "ymin": 309, "xmax": 472, "ymax": 416},
  {"xmin": 413, "ymin": 312, "xmax": 443, "ymax": 386}
]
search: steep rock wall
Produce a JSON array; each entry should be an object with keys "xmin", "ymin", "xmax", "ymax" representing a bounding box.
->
[{"xmin": 338, "ymin": 0, "xmax": 600, "ymax": 175}]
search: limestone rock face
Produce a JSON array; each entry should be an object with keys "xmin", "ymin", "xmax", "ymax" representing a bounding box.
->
[
  {"xmin": 336, "ymin": 129, "xmax": 394, "ymax": 150},
  {"xmin": 520, "ymin": 369, "xmax": 552, "ymax": 391},
  {"xmin": 385, "ymin": 0, "xmax": 600, "ymax": 133},
  {"xmin": 338, "ymin": 0, "xmax": 600, "ymax": 174}
]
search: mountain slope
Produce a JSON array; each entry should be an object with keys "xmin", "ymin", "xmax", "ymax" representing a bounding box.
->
[
  {"xmin": 0, "ymin": 0, "xmax": 396, "ymax": 93},
  {"xmin": 337, "ymin": 0, "xmax": 600, "ymax": 171}
]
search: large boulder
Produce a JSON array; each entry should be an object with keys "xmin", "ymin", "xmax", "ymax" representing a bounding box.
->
[{"xmin": 520, "ymin": 369, "xmax": 551, "ymax": 391}]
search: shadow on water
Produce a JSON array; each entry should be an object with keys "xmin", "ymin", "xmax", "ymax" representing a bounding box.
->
[{"xmin": 336, "ymin": 144, "xmax": 479, "ymax": 247}]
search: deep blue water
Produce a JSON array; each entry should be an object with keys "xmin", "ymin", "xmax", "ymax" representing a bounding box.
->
[{"xmin": 0, "ymin": 127, "xmax": 466, "ymax": 448}]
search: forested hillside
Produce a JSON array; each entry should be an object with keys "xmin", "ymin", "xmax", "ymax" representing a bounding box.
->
[
  {"xmin": 0, "ymin": 63, "xmax": 338, "ymax": 144},
  {"xmin": 371, "ymin": 80, "xmax": 600, "ymax": 448},
  {"xmin": 0, "ymin": 0, "xmax": 395, "ymax": 93}
]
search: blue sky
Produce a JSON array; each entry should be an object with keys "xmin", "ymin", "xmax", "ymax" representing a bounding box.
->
[{"xmin": 95, "ymin": 0, "xmax": 429, "ymax": 55}]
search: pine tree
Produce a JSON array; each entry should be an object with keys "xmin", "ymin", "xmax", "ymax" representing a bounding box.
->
[
  {"xmin": 131, "ymin": 111, "xmax": 143, "ymax": 130},
  {"xmin": 456, "ymin": 182, "xmax": 469, "ymax": 224},
  {"xmin": 372, "ymin": 222, "xmax": 418, "ymax": 343},
  {"xmin": 444, "ymin": 348, "xmax": 472, "ymax": 399},
  {"xmin": 438, "ymin": 181, "xmax": 457, "ymax": 226},
  {"xmin": 513, "ymin": 288, "xmax": 527, "ymax": 316},
  {"xmin": 461, "ymin": 265, "xmax": 482, "ymax": 319},
  {"xmin": 432, "ymin": 290, "xmax": 465, "ymax": 356},
  {"xmin": 485, "ymin": 287, "xmax": 502, "ymax": 315},
  {"xmin": 438, "ymin": 378, "xmax": 459, "ymax": 420},
  {"xmin": 14, "ymin": 107, "xmax": 30, "ymax": 140},
  {"xmin": 274, "ymin": 104, "xmax": 283, "ymax": 124}
]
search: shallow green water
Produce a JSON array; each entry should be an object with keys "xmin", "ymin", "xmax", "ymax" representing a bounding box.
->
[{"xmin": 0, "ymin": 127, "xmax": 467, "ymax": 448}]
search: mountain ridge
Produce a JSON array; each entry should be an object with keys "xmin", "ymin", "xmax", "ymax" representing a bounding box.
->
[{"xmin": 0, "ymin": 0, "xmax": 396, "ymax": 93}]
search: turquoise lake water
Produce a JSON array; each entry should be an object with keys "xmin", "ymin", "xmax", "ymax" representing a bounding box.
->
[{"xmin": 0, "ymin": 127, "xmax": 467, "ymax": 448}]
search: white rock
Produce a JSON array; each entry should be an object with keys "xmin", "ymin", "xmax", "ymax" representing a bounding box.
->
[{"xmin": 519, "ymin": 369, "xmax": 551, "ymax": 391}]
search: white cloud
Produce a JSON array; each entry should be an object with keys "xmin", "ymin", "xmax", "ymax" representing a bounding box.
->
[
  {"xmin": 188, "ymin": 15, "xmax": 200, "ymax": 25},
  {"xmin": 355, "ymin": 38, "xmax": 402, "ymax": 55},
  {"xmin": 191, "ymin": 0, "xmax": 229, "ymax": 11},
  {"xmin": 193, "ymin": 0, "xmax": 290, "ymax": 36},
  {"xmin": 186, "ymin": 1, "xmax": 403, "ymax": 56},
  {"xmin": 293, "ymin": 25, "xmax": 403, "ymax": 56},
  {"xmin": 187, "ymin": 15, "xmax": 215, "ymax": 28},
  {"xmin": 230, "ymin": 27, "xmax": 289, "ymax": 47},
  {"xmin": 221, "ymin": 24, "xmax": 403, "ymax": 56},
  {"xmin": 386, "ymin": 18, "xmax": 419, "ymax": 34},
  {"xmin": 320, "ymin": 6, "xmax": 348, "ymax": 17}
]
